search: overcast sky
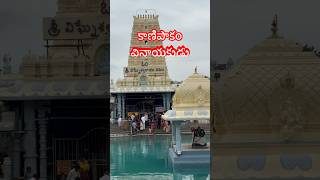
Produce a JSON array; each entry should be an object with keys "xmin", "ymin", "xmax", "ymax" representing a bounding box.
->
[
  {"xmin": 213, "ymin": 0, "xmax": 320, "ymax": 63},
  {"xmin": 2, "ymin": 0, "xmax": 319, "ymax": 77},
  {"xmin": 110, "ymin": 0, "xmax": 210, "ymax": 81},
  {"xmin": 0, "ymin": 0, "xmax": 57, "ymax": 72}
]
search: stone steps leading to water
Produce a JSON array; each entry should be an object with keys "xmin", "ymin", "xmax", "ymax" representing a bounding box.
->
[{"xmin": 110, "ymin": 122, "xmax": 210, "ymax": 135}]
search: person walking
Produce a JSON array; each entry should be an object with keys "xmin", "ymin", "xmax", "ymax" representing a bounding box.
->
[
  {"xmin": 24, "ymin": 166, "xmax": 33, "ymax": 180},
  {"xmin": 132, "ymin": 120, "xmax": 137, "ymax": 134},
  {"xmin": 29, "ymin": 174, "xmax": 38, "ymax": 180},
  {"xmin": 141, "ymin": 115, "xmax": 146, "ymax": 130},
  {"xmin": 66, "ymin": 164, "xmax": 80, "ymax": 180},
  {"xmin": 117, "ymin": 117, "xmax": 122, "ymax": 128},
  {"xmin": 99, "ymin": 171, "xmax": 109, "ymax": 180},
  {"xmin": 145, "ymin": 113, "xmax": 148, "ymax": 123},
  {"xmin": 157, "ymin": 113, "xmax": 161, "ymax": 129},
  {"xmin": 163, "ymin": 120, "xmax": 170, "ymax": 133},
  {"xmin": 79, "ymin": 157, "xmax": 90, "ymax": 180},
  {"xmin": 130, "ymin": 114, "xmax": 135, "ymax": 122}
]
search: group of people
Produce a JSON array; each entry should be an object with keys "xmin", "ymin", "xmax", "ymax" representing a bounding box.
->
[
  {"xmin": 129, "ymin": 112, "xmax": 171, "ymax": 134},
  {"xmin": 129, "ymin": 113, "xmax": 147, "ymax": 134},
  {"xmin": 63, "ymin": 157, "xmax": 89, "ymax": 180},
  {"xmin": 24, "ymin": 167, "xmax": 38, "ymax": 180},
  {"xmin": 64, "ymin": 163, "xmax": 108, "ymax": 180},
  {"xmin": 56, "ymin": 157, "xmax": 108, "ymax": 180},
  {"xmin": 24, "ymin": 159, "xmax": 98, "ymax": 180}
]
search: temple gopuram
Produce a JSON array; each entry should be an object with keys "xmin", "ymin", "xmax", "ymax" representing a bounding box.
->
[
  {"xmin": 213, "ymin": 15, "xmax": 320, "ymax": 179},
  {"xmin": 111, "ymin": 9, "xmax": 176, "ymax": 120},
  {"xmin": 0, "ymin": 0, "xmax": 108, "ymax": 179}
]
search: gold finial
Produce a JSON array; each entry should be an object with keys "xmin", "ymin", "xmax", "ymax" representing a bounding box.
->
[{"xmin": 271, "ymin": 14, "xmax": 278, "ymax": 38}]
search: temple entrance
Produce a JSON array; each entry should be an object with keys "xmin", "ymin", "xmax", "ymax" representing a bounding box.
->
[
  {"xmin": 125, "ymin": 93, "xmax": 163, "ymax": 119},
  {"xmin": 52, "ymin": 128, "xmax": 107, "ymax": 180},
  {"xmin": 47, "ymin": 99, "xmax": 108, "ymax": 180},
  {"xmin": 136, "ymin": 100, "xmax": 155, "ymax": 114}
]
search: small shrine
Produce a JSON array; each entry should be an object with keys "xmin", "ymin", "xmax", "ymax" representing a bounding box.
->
[
  {"xmin": 213, "ymin": 15, "xmax": 320, "ymax": 179},
  {"xmin": 162, "ymin": 68, "xmax": 210, "ymax": 172}
]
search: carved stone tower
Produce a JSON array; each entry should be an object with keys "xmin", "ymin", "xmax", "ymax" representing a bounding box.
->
[{"xmin": 117, "ymin": 9, "xmax": 171, "ymax": 87}]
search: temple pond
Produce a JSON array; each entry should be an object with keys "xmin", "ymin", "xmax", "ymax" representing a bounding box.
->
[{"xmin": 110, "ymin": 134, "xmax": 210, "ymax": 180}]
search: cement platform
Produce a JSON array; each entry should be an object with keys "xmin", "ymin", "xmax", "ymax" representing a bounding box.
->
[{"xmin": 168, "ymin": 144, "xmax": 210, "ymax": 174}]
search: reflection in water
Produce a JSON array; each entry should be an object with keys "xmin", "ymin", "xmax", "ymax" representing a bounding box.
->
[{"xmin": 111, "ymin": 135, "xmax": 210, "ymax": 180}]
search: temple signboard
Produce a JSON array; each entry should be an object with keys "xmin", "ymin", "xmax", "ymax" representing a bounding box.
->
[
  {"xmin": 43, "ymin": 16, "xmax": 108, "ymax": 40},
  {"xmin": 123, "ymin": 66, "xmax": 166, "ymax": 77}
]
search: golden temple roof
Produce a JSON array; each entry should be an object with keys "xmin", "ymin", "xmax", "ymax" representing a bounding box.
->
[
  {"xmin": 162, "ymin": 69, "xmax": 210, "ymax": 123},
  {"xmin": 214, "ymin": 34, "xmax": 320, "ymax": 140},
  {"xmin": 172, "ymin": 68, "xmax": 210, "ymax": 111}
]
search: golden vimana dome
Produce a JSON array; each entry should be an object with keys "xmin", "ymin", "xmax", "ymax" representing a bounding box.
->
[
  {"xmin": 214, "ymin": 16, "xmax": 320, "ymax": 140},
  {"xmin": 172, "ymin": 68, "xmax": 210, "ymax": 110}
]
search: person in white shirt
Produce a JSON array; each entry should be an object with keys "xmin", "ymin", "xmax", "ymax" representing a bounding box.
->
[
  {"xmin": 24, "ymin": 166, "xmax": 33, "ymax": 180},
  {"xmin": 67, "ymin": 165, "xmax": 80, "ymax": 180},
  {"xmin": 29, "ymin": 174, "xmax": 38, "ymax": 180},
  {"xmin": 131, "ymin": 114, "xmax": 135, "ymax": 121},
  {"xmin": 144, "ymin": 113, "xmax": 148, "ymax": 122},
  {"xmin": 117, "ymin": 117, "xmax": 122, "ymax": 127},
  {"xmin": 141, "ymin": 116, "xmax": 146, "ymax": 130},
  {"xmin": 99, "ymin": 171, "xmax": 109, "ymax": 180}
]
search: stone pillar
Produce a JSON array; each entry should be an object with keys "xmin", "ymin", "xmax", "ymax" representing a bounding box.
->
[
  {"xmin": 111, "ymin": 97, "xmax": 117, "ymax": 119},
  {"xmin": 12, "ymin": 131, "xmax": 23, "ymax": 178},
  {"xmin": 23, "ymin": 101, "xmax": 38, "ymax": 176},
  {"xmin": 121, "ymin": 95, "xmax": 126, "ymax": 119},
  {"xmin": 38, "ymin": 118, "xmax": 48, "ymax": 180},
  {"xmin": 171, "ymin": 121, "xmax": 176, "ymax": 146},
  {"xmin": 175, "ymin": 123, "xmax": 182, "ymax": 155},
  {"xmin": 113, "ymin": 107, "xmax": 117, "ymax": 119},
  {"xmin": 162, "ymin": 94, "xmax": 167, "ymax": 110},
  {"xmin": 167, "ymin": 93, "xmax": 171, "ymax": 110},
  {"xmin": 116, "ymin": 94, "xmax": 122, "ymax": 118},
  {"xmin": 2, "ymin": 156, "xmax": 12, "ymax": 179}
]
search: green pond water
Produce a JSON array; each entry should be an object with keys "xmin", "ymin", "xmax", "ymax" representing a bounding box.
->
[{"xmin": 110, "ymin": 134, "xmax": 210, "ymax": 180}]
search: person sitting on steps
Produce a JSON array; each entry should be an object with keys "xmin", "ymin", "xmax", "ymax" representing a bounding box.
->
[{"xmin": 191, "ymin": 126, "xmax": 207, "ymax": 148}]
